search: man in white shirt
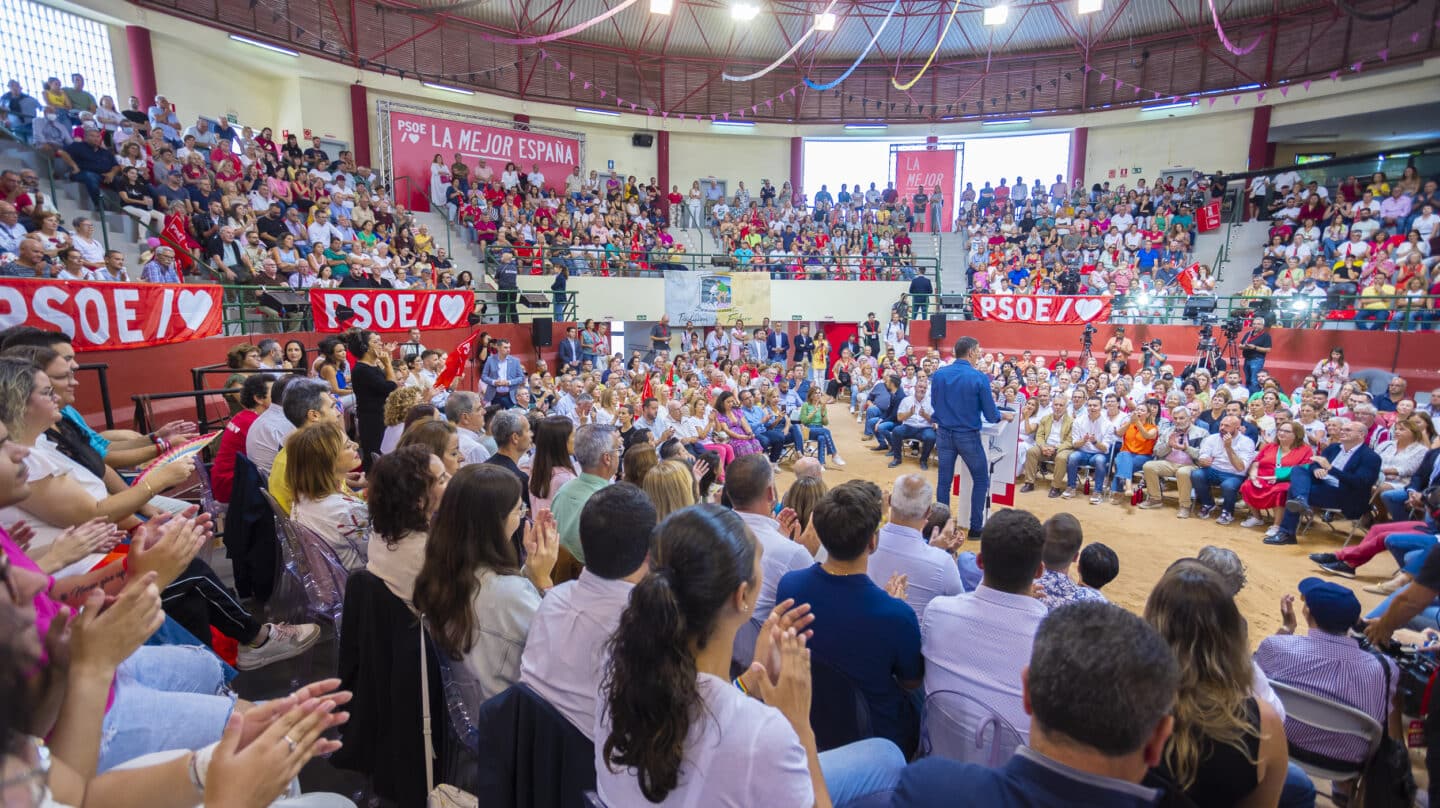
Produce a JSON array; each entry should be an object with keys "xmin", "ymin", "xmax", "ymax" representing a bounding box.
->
[
  {"xmin": 552, "ymin": 376, "xmax": 579, "ymax": 421},
  {"xmin": 1412, "ymin": 203, "xmax": 1439, "ymax": 242},
  {"xmin": 885, "ymin": 378, "xmax": 937, "ymax": 470},
  {"xmin": 1182, "ymin": 415, "xmax": 1257, "ymax": 524},
  {"xmin": 245, "ymin": 374, "xmax": 301, "ymax": 474},
  {"xmin": 867, "ymin": 474, "xmax": 964, "ymax": 620},
  {"xmin": 184, "ymin": 117, "xmax": 219, "ymax": 148},
  {"xmin": 526, "ymin": 164, "xmax": 546, "ymax": 189},
  {"xmin": 1272, "ymin": 168, "xmax": 1303, "ymax": 197},
  {"xmin": 519, "ymin": 483, "xmax": 654, "ymax": 738},
  {"xmin": 1221, "ymin": 369, "xmax": 1250, "ymax": 401},
  {"xmin": 921, "ymin": 509, "xmax": 1048, "ymax": 742},
  {"xmin": 1062, "ymin": 396, "xmax": 1116, "ymax": 504},
  {"xmin": 307, "ymin": 217, "xmax": 339, "ymax": 247},
  {"xmin": 726, "ymin": 455, "xmax": 815, "ymax": 619},
  {"xmin": 444, "ymin": 391, "xmax": 491, "ymax": 465},
  {"xmin": 1350, "ymin": 209, "xmax": 1381, "ymax": 241}
]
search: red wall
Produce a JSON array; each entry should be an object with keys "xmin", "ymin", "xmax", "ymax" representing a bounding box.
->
[
  {"xmin": 907, "ymin": 320, "xmax": 1439, "ymax": 393},
  {"xmin": 76, "ymin": 322, "xmax": 568, "ymax": 430}
]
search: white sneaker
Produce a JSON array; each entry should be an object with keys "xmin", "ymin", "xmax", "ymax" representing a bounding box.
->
[
  {"xmin": 1264, "ymin": 525, "xmax": 1280, "ymax": 537},
  {"xmin": 237, "ymin": 623, "xmax": 321, "ymax": 671},
  {"xmin": 831, "ymin": 455, "xmax": 847, "ymax": 468},
  {"xmin": 1240, "ymin": 515, "xmax": 1266, "ymax": 528}
]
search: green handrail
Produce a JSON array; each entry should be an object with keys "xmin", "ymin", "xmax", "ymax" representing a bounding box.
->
[{"xmin": 466, "ymin": 240, "xmax": 943, "ymax": 280}]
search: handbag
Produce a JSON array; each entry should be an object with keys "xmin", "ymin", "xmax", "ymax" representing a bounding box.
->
[
  {"xmin": 420, "ymin": 614, "xmax": 479, "ymax": 808},
  {"xmin": 1358, "ymin": 651, "xmax": 1417, "ymax": 808}
]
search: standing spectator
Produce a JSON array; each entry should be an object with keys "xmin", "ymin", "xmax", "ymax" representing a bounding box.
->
[
  {"xmin": 921, "ymin": 509, "xmax": 1047, "ymax": 741},
  {"xmin": 480, "ymin": 338, "xmax": 525, "ymax": 407},
  {"xmin": 909, "ymin": 267, "xmax": 933, "ymax": 320},
  {"xmin": 1238, "ymin": 320, "xmax": 1272, "ymax": 391},
  {"xmin": 344, "ymin": 328, "xmax": 398, "ymax": 470}
]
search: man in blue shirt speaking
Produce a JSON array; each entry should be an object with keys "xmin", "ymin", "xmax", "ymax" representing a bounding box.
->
[{"xmin": 931, "ymin": 335, "xmax": 1012, "ymax": 535}]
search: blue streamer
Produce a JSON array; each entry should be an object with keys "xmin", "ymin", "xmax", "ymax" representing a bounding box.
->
[{"xmin": 802, "ymin": 0, "xmax": 902, "ymax": 92}]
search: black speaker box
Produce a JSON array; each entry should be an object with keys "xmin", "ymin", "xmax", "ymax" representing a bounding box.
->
[
  {"xmin": 929, "ymin": 311, "xmax": 947, "ymax": 341},
  {"xmin": 632, "ymin": 133, "xmax": 654, "ymax": 148},
  {"xmin": 532, "ymin": 317, "xmax": 553, "ymax": 347}
]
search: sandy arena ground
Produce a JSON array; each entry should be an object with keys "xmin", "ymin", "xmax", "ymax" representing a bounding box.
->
[{"xmin": 787, "ymin": 401, "xmax": 1397, "ymax": 646}]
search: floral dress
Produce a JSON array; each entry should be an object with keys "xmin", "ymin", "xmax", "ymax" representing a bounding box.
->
[{"xmin": 718, "ymin": 409, "xmax": 763, "ymax": 457}]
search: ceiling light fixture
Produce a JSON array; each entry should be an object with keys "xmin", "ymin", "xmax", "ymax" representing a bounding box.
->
[
  {"xmin": 712, "ymin": 119, "xmax": 756, "ymax": 128},
  {"xmin": 229, "ymin": 34, "xmax": 299, "ymax": 56},
  {"xmin": 575, "ymin": 107, "xmax": 621, "ymax": 117},
  {"xmin": 982, "ymin": 5, "xmax": 1008, "ymax": 25},
  {"xmin": 650, "ymin": 0, "xmax": 674, "ymax": 14},
  {"xmin": 731, "ymin": 2, "xmax": 760, "ymax": 21},
  {"xmin": 815, "ymin": 11, "xmax": 836, "ymax": 30},
  {"xmin": 1077, "ymin": 0, "xmax": 1102, "ymax": 13},
  {"xmin": 1141, "ymin": 100, "xmax": 1195, "ymax": 112},
  {"xmin": 844, "ymin": 124, "xmax": 887, "ymax": 130},
  {"xmin": 981, "ymin": 117, "xmax": 1030, "ymax": 125},
  {"xmin": 422, "ymin": 82, "xmax": 474, "ymax": 95}
]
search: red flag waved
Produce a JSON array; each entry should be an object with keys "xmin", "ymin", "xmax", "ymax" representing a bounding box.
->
[{"xmin": 435, "ymin": 330, "xmax": 482, "ymax": 390}]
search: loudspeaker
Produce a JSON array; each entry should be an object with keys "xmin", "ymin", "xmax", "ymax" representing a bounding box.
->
[
  {"xmin": 259, "ymin": 289, "xmax": 309, "ymax": 313},
  {"xmin": 519, "ymin": 292, "xmax": 550, "ymax": 308},
  {"xmin": 929, "ymin": 312, "xmax": 947, "ymax": 341},
  {"xmin": 632, "ymin": 133, "xmax": 654, "ymax": 148},
  {"xmin": 1183, "ymin": 297, "xmax": 1217, "ymax": 320},
  {"xmin": 532, "ymin": 317, "xmax": 553, "ymax": 348}
]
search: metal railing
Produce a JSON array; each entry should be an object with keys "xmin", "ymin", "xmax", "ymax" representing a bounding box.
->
[{"xmin": 77, "ymin": 362, "xmax": 115, "ymax": 431}]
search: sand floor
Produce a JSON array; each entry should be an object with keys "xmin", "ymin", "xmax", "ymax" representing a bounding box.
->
[{"xmin": 787, "ymin": 401, "xmax": 1397, "ymax": 646}]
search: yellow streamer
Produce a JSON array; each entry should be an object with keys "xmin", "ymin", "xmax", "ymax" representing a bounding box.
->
[{"xmin": 890, "ymin": 0, "xmax": 962, "ymax": 91}]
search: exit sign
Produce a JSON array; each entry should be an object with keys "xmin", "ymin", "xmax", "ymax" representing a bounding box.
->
[
  {"xmin": 636, "ymin": 314, "xmax": 648, "ymax": 321},
  {"xmin": 791, "ymin": 314, "xmax": 803, "ymax": 320}
]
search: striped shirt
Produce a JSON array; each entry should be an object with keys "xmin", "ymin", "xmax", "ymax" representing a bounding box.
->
[{"xmin": 1253, "ymin": 629, "xmax": 1395, "ymax": 764}]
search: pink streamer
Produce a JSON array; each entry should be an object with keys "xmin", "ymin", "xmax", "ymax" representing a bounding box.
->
[
  {"xmin": 474, "ymin": 0, "xmax": 639, "ymax": 45},
  {"xmin": 1207, "ymin": 0, "xmax": 1260, "ymax": 55}
]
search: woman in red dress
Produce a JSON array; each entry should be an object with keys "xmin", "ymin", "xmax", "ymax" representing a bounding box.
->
[{"xmin": 1240, "ymin": 421, "xmax": 1313, "ymax": 538}]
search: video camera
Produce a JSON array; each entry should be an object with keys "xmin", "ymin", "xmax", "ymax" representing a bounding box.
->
[
  {"xmin": 1081, "ymin": 322, "xmax": 1097, "ymax": 350},
  {"xmin": 1195, "ymin": 316, "xmax": 1219, "ymax": 352}
]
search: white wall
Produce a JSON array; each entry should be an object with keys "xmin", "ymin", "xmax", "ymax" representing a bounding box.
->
[
  {"xmin": 515, "ymin": 274, "xmax": 908, "ymax": 322},
  {"xmin": 669, "ymin": 130, "xmax": 790, "ymax": 193},
  {"xmin": 1083, "ymin": 111, "xmax": 1253, "ymax": 188}
]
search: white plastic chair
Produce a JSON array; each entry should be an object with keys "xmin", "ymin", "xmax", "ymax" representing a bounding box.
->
[
  {"xmin": 920, "ymin": 689, "xmax": 1024, "ymax": 768},
  {"xmin": 1267, "ymin": 679, "xmax": 1384, "ymax": 782}
]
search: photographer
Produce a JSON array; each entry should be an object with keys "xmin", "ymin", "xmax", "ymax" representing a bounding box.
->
[
  {"xmin": 1141, "ymin": 339, "xmax": 1167, "ymax": 374},
  {"xmin": 1103, "ymin": 326, "xmax": 1133, "ymax": 370},
  {"xmin": 1240, "ymin": 319, "xmax": 1273, "ymax": 391}
]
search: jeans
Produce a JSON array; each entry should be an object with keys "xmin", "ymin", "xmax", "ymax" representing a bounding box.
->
[
  {"xmin": 1355, "ymin": 310, "xmax": 1389, "ymax": 330},
  {"xmin": 808, "ymin": 425, "xmax": 837, "ymax": 464},
  {"xmin": 817, "ymin": 737, "xmax": 906, "ymax": 808},
  {"xmin": 936, "ymin": 428, "xmax": 988, "ymax": 532},
  {"xmin": 1367, "ymin": 586, "xmax": 1440, "ymax": 630},
  {"xmin": 864, "ymin": 405, "xmax": 883, "ymax": 437},
  {"xmin": 1280, "ymin": 761, "xmax": 1317, "ymax": 808},
  {"xmin": 552, "ymin": 294, "xmax": 566, "ymax": 322},
  {"xmin": 758, "ymin": 427, "xmax": 799, "ymax": 462},
  {"xmin": 100, "ymin": 645, "xmax": 237, "ymax": 771},
  {"xmin": 1243, "ymin": 356, "xmax": 1265, "ymax": 390},
  {"xmin": 1190, "ymin": 466, "xmax": 1246, "ymax": 513},
  {"xmin": 1387, "ymin": 533, "xmax": 1438, "ymax": 574},
  {"xmin": 913, "ymin": 299, "xmax": 929, "ymax": 321},
  {"xmin": 876, "ymin": 421, "xmax": 897, "ymax": 451},
  {"xmin": 1111, "ymin": 451, "xmax": 1148, "ymax": 492},
  {"xmin": 890, "ymin": 424, "xmax": 937, "ymax": 462},
  {"xmin": 74, "ymin": 169, "xmax": 105, "ymax": 203},
  {"xmin": 1381, "ymin": 486, "xmax": 1415, "ymax": 521},
  {"xmin": 1067, "ymin": 450, "xmax": 1109, "ymax": 490},
  {"xmin": 1279, "ymin": 466, "xmax": 1348, "ymax": 534}
]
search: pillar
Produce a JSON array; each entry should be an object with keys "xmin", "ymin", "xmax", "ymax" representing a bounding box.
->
[
  {"xmin": 125, "ymin": 26, "xmax": 157, "ymax": 109},
  {"xmin": 1248, "ymin": 105, "xmax": 1275, "ymax": 171},
  {"xmin": 790, "ymin": 136, "xmax": 803, "ymax": 196},
  {"xmin": 349, "ymin": 83, "xmax": 371, "ymax": 167},
  {"xmin": 1068, "ymin": 126, "xmax": 1088, "ymax": 187},
  {"xmin": 657, "ymin": 130, "xmax": 670, "ymax": 194}
]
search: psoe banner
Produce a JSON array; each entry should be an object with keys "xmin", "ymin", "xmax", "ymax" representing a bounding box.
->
[
  {"xmin": 309, "ymin": 288, "xmax": 475, "ymax": 333},
  {"xmin": 388, "ymin": 109, "xmax": 583, "ymax": 212},
  {"xmin": 0, "ymin": 278, "xmax": 222, "ymax": 350},
  {"xmin": 970, "ymin": 294, "xmax": 1113, "ymax": 325},
  {"xmin": 893, "ymin": 148, "xmax": 957, "ymax": 233}
]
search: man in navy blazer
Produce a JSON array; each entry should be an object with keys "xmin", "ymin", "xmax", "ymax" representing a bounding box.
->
[
  {"xmin": 767, "ymin": 327, "xmax": 790, "ymax": 363},
  {"xmin": 557, "ymin": 325, "xmax": 581, "ymax": 373},
  {"xmin": 792, "ymin": 324, "xmax": 815, "ymax": 367},
  {"xmin": 1267, "ymin": 419, "xmax": 1382, "ymax": 545}
]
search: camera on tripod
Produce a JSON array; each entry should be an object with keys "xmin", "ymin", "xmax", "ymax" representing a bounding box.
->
[
  {"xmin": 1195, "ymin": 317, "xmax": 1219, "ymax": 352},
  {"xmin": 1081, "ymin": 322, "xmax": 1097, "ymax": 350}
]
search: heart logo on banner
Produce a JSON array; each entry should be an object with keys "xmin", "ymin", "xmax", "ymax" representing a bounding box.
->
[
  {"xmin": 177, "ymin": 289, "xmax": 214, "ymax": 332},
  {"xmin": 438, "ymin": 294, "xmax": 469, "ymax": 324},
  {"xmin": 1074, "ymin": 298, "xmax": 1104, "ymax": 321}
]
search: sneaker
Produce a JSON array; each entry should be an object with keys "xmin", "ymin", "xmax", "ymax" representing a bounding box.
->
[
  {"xmin": 1263, "ymin": 531, "xmax": 1298, "ymax": 546},
  {"xmin": 1048, "ymin": 488, "xmax": 1063, "ymax": 498},
  {"xmin": 1318, "ymin": 560, "xmax": 1358, "ymax": 578},
  {"xmin": 1176, "ymin": 507, "xmax": 1191, "ymax": 519},
  {"xmin": 1061, "ymin": 488, "xmax": 1076, "ymax": 499},
  {"xmin": 1197, "ymin": 505, "xmax": 1217, "ymax": 520},
  {"xmin": 1107, "ymin": 491, "xmax": 1120, "ymax": 505},
  {"xmin": 1265, "ymin": 526, "xmax": 1280, "ymax": 537},
  {"xmin": 1089, "ymin": 493, "xmax": 1103, "ymax": 504},
  {"xmin": 831, "ymin": 455, "xmax": 846, "ymax": 468},
  {"xmin": 1216, "ymin": 512, "xmax": 1235, "ymax": 526},
  {"xmin": 888, "ymin": 458, "xmax": 902, "ymax": 468},
  {"xmin": 1138, "ymin": 498, "xmax": 1165, "ymax": 510},
  {"xmin": 237, "ymin": 623, "xmax": 321, "ymax": 671},
  {"xmin": 1020, "ymin": 483, "xmax": 1035, "ymax": 493},
  {"xmin": 1240, "ymin": 515, "xmax": 1266, "ymax": 528},
  {"xmin": 1309, "ymin": 552, "xmax": 1339, "ymax": 564},
  {"xmin": 1364, "ymin": 575, "xmax": 1409, "ymax": 596}
]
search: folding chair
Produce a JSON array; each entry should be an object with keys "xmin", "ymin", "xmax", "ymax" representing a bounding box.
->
[{"xmin": 1267, "ymin": 680, "xmax": 1383, "ymax": 783}]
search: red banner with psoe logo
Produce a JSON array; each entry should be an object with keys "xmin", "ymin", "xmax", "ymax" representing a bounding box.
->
[
  {"xmin": 893, "ymin": 148, "xmax": 957, "ymax": 233},
  {"xmin": 970, "ymin": 294, "xmax": 1113, "ymax": 325},
  {"xmin": 388, "ymin": 110, "xmax": 583, "ymax": 212},
  {"xmin": 0, "ymin": 278, "xmax": 222, "ymax": 350},
  {"xmin": 308, "ymin": 288, "xmax": 475, "ymax": 333}
]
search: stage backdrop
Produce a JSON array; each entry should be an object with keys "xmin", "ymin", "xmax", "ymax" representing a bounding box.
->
[
  {"xmin": 893, "ymin": 147, "xmax": 957, "ymax": 233},
  {"xmin": 663, "ymin": 271, "xmax": 771, "ymax": 328},
  {"xmin": 381, "ymin": 102, "xmax": 585, "ymax": 214}
]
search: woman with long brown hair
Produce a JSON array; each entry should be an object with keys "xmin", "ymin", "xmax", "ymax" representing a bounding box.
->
[
  {"xmin": 530, "ymin": 415, "xmax": 576, "ymax": 514},
  {"xmin": 414, "ymin": 464, "xmax": 558, "ymax": 714},
  {"xmin": 1145, "ymin": 561, "xmax": 1288, "ymax": 807}
]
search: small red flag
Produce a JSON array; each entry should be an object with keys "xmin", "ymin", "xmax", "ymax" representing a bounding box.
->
[
  {"xmin": 1176, "ymin": 263, "xmax": 1198, "ymax": 296},
  {"xmin": 435, "ymin": 330, "xmax": 481, "ymax": 390}
]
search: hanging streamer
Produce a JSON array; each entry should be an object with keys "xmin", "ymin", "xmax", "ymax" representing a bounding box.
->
[
  {"xmin": 723, "ymin": 0, "xmax": 839, "ymax": 81},
  {"xmin": 891, "ymin": 0, "xmax": 962, "ymax": 90},
  {"xmin": 1207, "ymin": 0, "xmax": 1260, "ymax": 55},
  {"xmin": 803, "ymin": 0, "xmax": 901, "ymax": 91},
  {"xmin": 474, "ymin": 0, "xmax": 639, "ymax": 45}
]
